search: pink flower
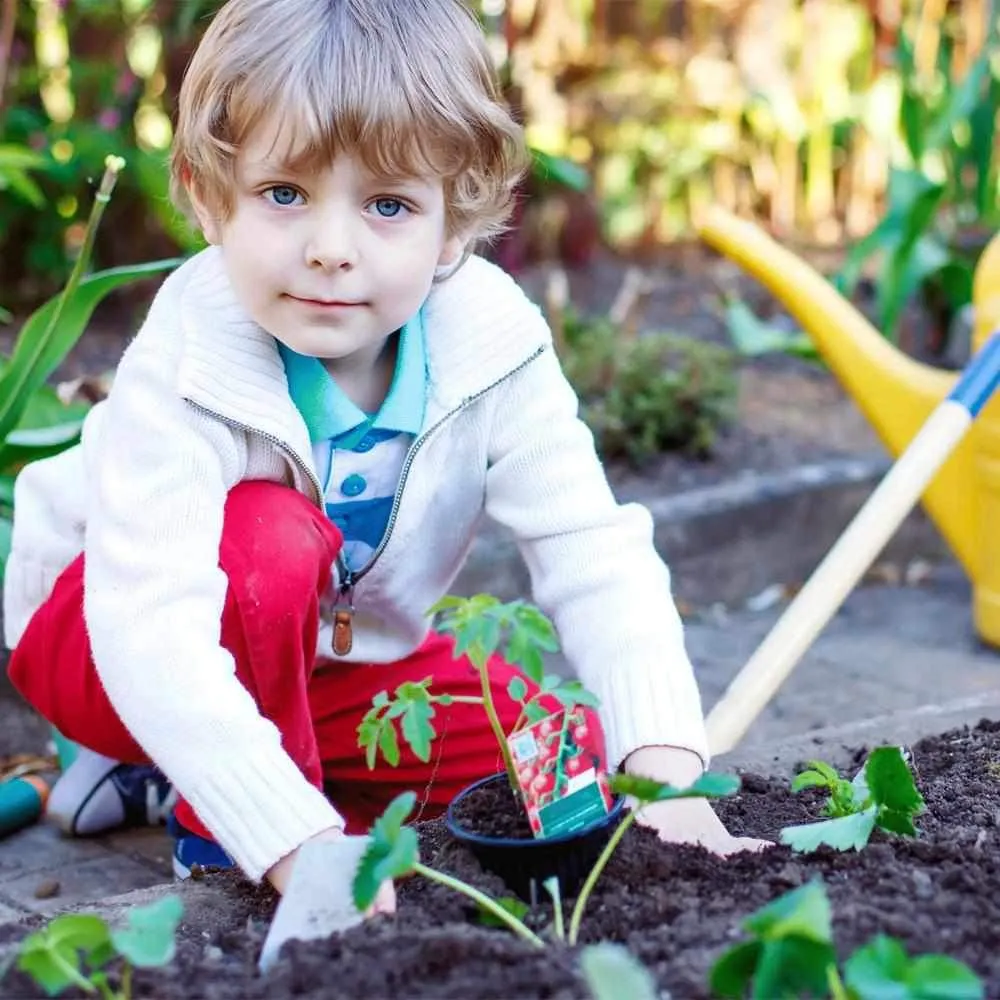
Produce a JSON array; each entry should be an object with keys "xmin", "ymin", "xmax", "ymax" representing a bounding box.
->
[
  {"xmin": 97, "ymin": 109, "xmax": 121, "ymax": 131},
  {"xmin": 115, "ymin": 71, "xmax": 137, "ymax": 98}
]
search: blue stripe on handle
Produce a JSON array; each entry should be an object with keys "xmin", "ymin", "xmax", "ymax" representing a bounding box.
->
[{"xmin": 948, "ymin": 331, "xmax": 1000, "ymax": 417}]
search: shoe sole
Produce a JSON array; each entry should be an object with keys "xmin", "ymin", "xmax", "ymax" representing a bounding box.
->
[
  {"xmin": 47, "ymin": 752, "xmax": 121, "ymax": 836},
  {"xmin": 172, "ymin": 855, "xmax": 193, "ymax": 881}
]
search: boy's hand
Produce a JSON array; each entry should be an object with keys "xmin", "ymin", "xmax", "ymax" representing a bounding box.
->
[
  {"xmin": 266, "ymin": 825, "xmax": 397, "ymax": 917},
  {"xmin": 622, "ymin": 745, "xmax": 771, "ymax": 855}
]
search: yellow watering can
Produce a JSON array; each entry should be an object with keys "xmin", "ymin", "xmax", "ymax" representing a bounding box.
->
[
  {"xmin": 697, "ymin": 207, "xmax": 1000, "ymax": 645},
  {"xmin": 695, "ymin": 208, "xmax": 1000, "ymax": 755}
]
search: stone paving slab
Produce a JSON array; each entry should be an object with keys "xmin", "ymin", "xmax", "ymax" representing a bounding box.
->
[{"xmin": 0, "ymin": 560, "xmax": 994, "ymax": 933}]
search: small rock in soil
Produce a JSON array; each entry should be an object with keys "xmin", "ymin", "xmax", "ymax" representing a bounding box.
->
[{"xmin": 32, "ymin": 879, "xmax": 59, "ymax": 900}]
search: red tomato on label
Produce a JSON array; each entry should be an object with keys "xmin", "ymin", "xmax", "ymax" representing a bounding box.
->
[
  {"xmin": 573, "ymin": 724, "xmax": 589, "ymax": 743},
  {"xmin": 531, "ymin": 773, "xmax": 553, "ymax": 794}
]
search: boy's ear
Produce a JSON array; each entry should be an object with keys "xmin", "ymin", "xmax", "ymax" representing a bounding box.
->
[{"xmin": 185, "ymin": 176, "xmax": 224, "ymax": 245}]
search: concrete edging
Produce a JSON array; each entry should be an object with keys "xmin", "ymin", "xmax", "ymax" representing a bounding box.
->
[
  {"xmin": 455, "ymin": 455, "xmax": 950, "ymax": 608},
  {"xmin": 721, "ymin": 691, "xmax": 1000, "ymax": 776}
]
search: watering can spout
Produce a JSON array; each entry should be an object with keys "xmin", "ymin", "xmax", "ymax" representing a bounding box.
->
[{"xmin": 697, "ymin": 206, "xmax": 978, "ymax": 578}]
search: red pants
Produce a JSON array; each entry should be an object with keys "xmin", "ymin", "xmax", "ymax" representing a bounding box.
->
[{"xmin": 8, "ymin": 482, "xmax": 603, "ymax": 841}]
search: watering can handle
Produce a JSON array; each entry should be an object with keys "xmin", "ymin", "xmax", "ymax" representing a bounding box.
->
[{"xmin": 706, "ymin": 333, "xmax": 1000, "ymax": 757}]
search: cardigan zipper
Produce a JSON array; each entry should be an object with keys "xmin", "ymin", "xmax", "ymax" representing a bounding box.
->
[
  {"xmin": 329, "ymin": 344, "xmax": 546, "ymax": 654},
  {"xmin": 188, "ymin": 342, "xmax": 546, "ymax": 656},
  {"xmin": 185, "ymin": 401, "xmax": 325, "ymax": 506}
]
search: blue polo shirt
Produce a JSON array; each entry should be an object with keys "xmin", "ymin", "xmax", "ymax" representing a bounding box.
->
[{"xmin": 279, "ymin": 312, "xmax": 427, "ymax": 571}]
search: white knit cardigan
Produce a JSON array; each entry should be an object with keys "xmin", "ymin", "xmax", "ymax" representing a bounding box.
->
[{"xmin": 3, "ymin": 248, "xmax": 708, "ymax": 881}]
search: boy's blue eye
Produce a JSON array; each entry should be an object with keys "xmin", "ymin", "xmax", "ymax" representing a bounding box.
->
[
  {"xmin": 373, "ymin": 198, "xmax": 404, "ymax": 218},
  {"xmin": 267, "ymin": 186, "xmax": 301, "ymax": 206}
]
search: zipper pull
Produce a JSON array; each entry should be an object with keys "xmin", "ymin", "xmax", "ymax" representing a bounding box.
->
[
  {"xmin": 333, "ymin": 604, "xmax": 354, "ymax": 656},
  {"xmin": 332, "ymin": 556, "xmax": 354, "ymax": 656}
]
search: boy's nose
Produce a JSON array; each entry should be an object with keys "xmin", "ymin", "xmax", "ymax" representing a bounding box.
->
[{"xmin": 305, "ymin": 218, "xmax": 359, "ymax": 271}]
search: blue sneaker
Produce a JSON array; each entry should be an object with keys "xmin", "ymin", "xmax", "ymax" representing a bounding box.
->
[
  {"xmin": 168, "ymin": 813, "xmax": 235, "ymax": 879},
  {"xmin": 47, "ymin": 749, "xmax": 178, "ymax": 836}
]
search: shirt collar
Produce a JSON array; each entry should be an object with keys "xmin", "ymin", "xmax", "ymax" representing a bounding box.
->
[{"xmin": 279, "ymin": 310, "xmax": 427, "ymax": 443}]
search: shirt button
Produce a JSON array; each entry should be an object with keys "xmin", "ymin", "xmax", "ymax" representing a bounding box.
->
[
  {"xmin": 355, "ymin": 435, "xmax": 377, "ymax": 452},
  {"xmin": 341, "ymin": 474, "xmax": 367, "ymax": 497}
]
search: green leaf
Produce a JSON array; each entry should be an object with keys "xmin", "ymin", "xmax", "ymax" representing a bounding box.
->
[
  {"xmin": 514, "ymin": 644, "xmax": 545, "ymax": 686},
  {"xmin": 780, "ymin": 808, "xmax": 877, "ymax": 853},
  {"xmin": 2, "ymin": 169, "xmax": 45, "ymax": 208},
  {"xmin": 353, "ymin": 792, "xmax": 419, "ymax": 910},
  {"xmin": 507, "ymin": 676, "xmax": 528, "ymax": 702},
  {"xmin": 427, "ymin": 595, "xmax": 465, "ymax": 616},
  {"xmin": 791, "ymin": 769, "xmax": 834, "ymax": 793},
  {"xmin": 865, "ymin": 747, "xmax": 925, "ymax": 817},
  {"xmin": 0, "ymin": 516, "xmax": 12, "ymax": 585},
  {"xmin": 845, "ymin": 935, "xmax": 984, "ymax": 1000},
  {"xmin": 752, "ymin": 937, "xmax": 836, "ymax": 1000},
  {"xmin": 522, "ymin": 702, "xmax": 550, "ymax": 725},
  {"xmin": 110, "ymin": 895, "xmax": 183, "ymax": 968},
  {"xmin": 846, "ymin": 934, "xmax": 909, "ymax": 987},
  {"xmin": 531, "ymin": 148, "xmax": 590, "ymax": 192},
  {"xmin": 903, "ymin": 956, "xmax": 984, "ymax": 1000},
  {"xmin": 16, "ymin": 946, "xmax": 83, "ymax": 996},
  {"xmin": 0, "ymin": 260, "xmax": 182, "ymax": 447},
  {"xmin": 709, "ymin": 940, "xmax": 763, "ymax": 999},
  {"xmin": 579, "ymin": 942, "xmax": 657, "ymax": 1000},
  {"xmin": 925, "ymin": 51, "xmax": 991, "ymax": 154},
  {"xmin": 377, "ymin": 717, "xmax": 400, "ymax": 767},
  {"xmin": 17, "ymin": 914, "xmax": 113, "ymax": 995},
  {"xmin": 725, "ymin": 299, "xmax": 817, "ymax": 359},
  {"xmin": 400, "ymin": 694, "xmax": 435, "ymax": 764},
  {"xmin": 476, "ymin": 895, "xmax": 529, "ymax": 929},
  {"xmin": 877, "ymin": 808, "xmax": 918, "ymax": 837},
  {"xmin": 741, "ymin": 880, "xmax": 833, "ymax": 944},
  {"xmin": 478, "ymin": 615, "xmax": 502, "ymax": 659},
  {"xmin": 878, "ymin": 233, "xmax": 949, "ymax": 344},
  {"xmin": 610, "ymin": 771, "xmax": 740, "ymax": 805},
  {"xmin": 0, "ymin": 144, "xmax": 48, "ymax": 171},
  {"xmin": 550, "ymin": 679, "xmax": 601, "ymax": 710}
]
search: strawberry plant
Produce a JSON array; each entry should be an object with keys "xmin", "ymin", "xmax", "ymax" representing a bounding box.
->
[
  {"xmin": 710, "ymin": 879, "xmax": 982, "ymax": 1000},
  {"xmin": 353, "ymin": 772, "xmax": 739, "ymax": 946},
  {"xmin": 8, "ymin": 895, "xmax": 183, "ymax": 999},
  {"xmin": 780, "ymin": 746, "xmax": 925, "ymax": 852},
  {"xmin": 357, "ymin": 595, "xmax": 599, "ymax": 793}
]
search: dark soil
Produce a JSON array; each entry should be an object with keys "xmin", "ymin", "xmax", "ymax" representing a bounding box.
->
[
  {"xmin": 450, "ymin": 776, "xmax": 535, "ymax": 839},
  {"xmin": 3, "ymin": 720, "xmax": 1000, "ymax": 999}
]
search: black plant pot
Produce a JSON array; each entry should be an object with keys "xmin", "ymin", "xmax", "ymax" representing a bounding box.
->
[{"xmin": 445, "ymin": 772, "xmax": 627, "ymax": 905}]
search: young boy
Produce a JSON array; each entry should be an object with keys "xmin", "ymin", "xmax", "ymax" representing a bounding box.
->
[{"xmin": 4, "ymin": 0, "xmax": 763, "ymax": 904}]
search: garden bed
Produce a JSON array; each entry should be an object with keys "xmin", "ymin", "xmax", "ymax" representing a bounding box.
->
[{"xmin": 3, "ymin": 718, "xmax": 999, "ymax": 999}]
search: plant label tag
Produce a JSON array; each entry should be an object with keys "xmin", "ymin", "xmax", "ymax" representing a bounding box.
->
[{"xmin": 506, "ymin": 707, "xmax": 612, "ymax": 838}]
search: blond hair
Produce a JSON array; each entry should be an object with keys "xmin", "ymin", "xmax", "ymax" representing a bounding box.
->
[{"xmin": 170, "ymin": 0, "xmax": 526, "ymax": 242}]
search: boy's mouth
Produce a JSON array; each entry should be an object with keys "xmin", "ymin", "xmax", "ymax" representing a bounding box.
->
[{"xmin": 287, "ymin": 295, "xmax": 366, "ymax": 308}]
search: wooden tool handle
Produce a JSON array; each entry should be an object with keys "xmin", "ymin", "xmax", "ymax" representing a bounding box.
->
[{"xmin": 706, "ymin": 400, "xmax": 974, "ymax": 756}]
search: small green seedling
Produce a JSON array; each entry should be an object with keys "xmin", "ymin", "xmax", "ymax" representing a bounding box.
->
[
  {"xmin": 710, "ymin": 879, "xmax": 982, "ymax": 1000},
  {"xmin": 780, "ymin": 746, "xmax": 925, "ymax": 852},
  {"xmin": 710, "ymin": 880, "xmax": 836, "ymax": 999},
  {"xmin": 579, "ymin": 941, "xmax": 658, "ymax": 1000},
  {"xmin": 357, "ymin": 596, "xmax": 600, "ymax": 793},
  {"xmin": 353, "ymin": 772, "xmax": 740, "ymax": 948},
  {"xmin": 840, "ymin": 934, "xmax": 984, "ymax": 1000},
  {"xmin": 11, "ymin": 895, "xmax": 183, "ymax": 999}
]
